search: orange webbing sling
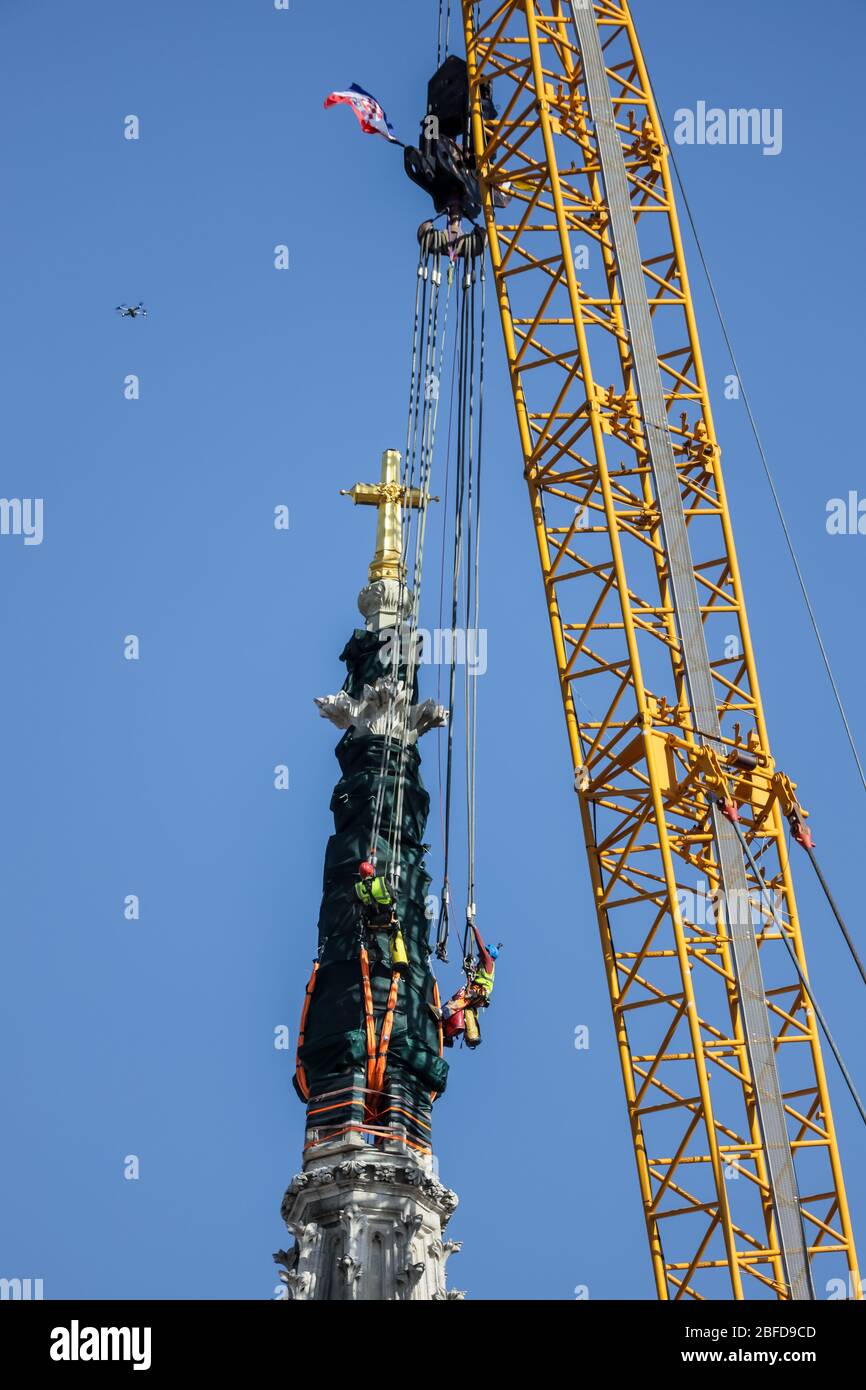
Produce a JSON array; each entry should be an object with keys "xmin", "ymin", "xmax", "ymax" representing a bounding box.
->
[
  {"xmin": 294, "ymin": 961, "xmax": 319, "ymax": 1102},
  {"xmin": 359, "ymin": 945, "xmax": 401, "ymax": 1097},
  {"xmin": 429, "ymin": 978, "xmax": 444, "ymax": 1103},
  {"xmin": 371, "ymin": 970, "xmax": 401, "ymax": 1093},
  {"xmin": 359, "ymin": 945, "xmax": 378, "ymax": 1086}
]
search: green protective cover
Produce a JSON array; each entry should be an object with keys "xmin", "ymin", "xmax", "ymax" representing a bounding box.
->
[{"xmin": 294, "ymin": 627, "xmax": 448, "ymax": 1108}]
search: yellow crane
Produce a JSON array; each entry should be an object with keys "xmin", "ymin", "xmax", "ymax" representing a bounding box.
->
[{"xmin": 452, "ymin": 0, "xmax": 860, "ymax": 1300}]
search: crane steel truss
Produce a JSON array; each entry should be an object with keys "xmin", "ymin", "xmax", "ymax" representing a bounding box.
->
[{"xmin": 459, "ymin": 0, "xmax": 861, "ymax": 1299}]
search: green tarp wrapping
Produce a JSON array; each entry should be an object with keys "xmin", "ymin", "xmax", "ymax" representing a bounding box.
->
[{"xmin": 294, "ymin": 628, "xmax": 448, "ymax": 1111}]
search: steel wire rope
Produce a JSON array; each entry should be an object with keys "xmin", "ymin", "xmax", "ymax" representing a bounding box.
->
[
  {"xmin": 638, "ymin": 64, "xmax": 866, "ymax": 801},
  {"xmin": 386, "ymin": 262, "xmax": 454, "ymax": 885},
  {"xmin": 728, "ymin": 813, "xmax": 866, "ymax": 1128},
  {"xmin": 367, "ymin": 246, "xmax": 431, "ymax": 859}
]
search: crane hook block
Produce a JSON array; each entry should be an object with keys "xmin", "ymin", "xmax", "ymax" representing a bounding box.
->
[
  {"xmin": 404, "ymin": 57, "xmax": 496, "ymax": 224},
  {"xmin": 418, "ymin": 219, "xmax": 485, "ymax": 262}
]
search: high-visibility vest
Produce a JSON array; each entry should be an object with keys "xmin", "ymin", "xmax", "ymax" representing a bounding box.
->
[
  {"xmin": 355, "ymin": 875, "xmax": 392, "ymax": 908},
  {"xmin": 473, "ymin": 963, "xmax": 495, "ymax": 997}
]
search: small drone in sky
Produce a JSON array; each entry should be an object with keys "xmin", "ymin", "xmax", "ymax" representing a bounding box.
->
[{"xmin": 116, "ymin": 302, "xmax": 147, "ymax": 319}]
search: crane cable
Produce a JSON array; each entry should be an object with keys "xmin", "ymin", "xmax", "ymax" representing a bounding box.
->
[
  {"xmin": 798, "ymin": 839, "xmax": 866, "ymax": 990},
  {"xmin": 436, "ymin": 275, "xmax": 468, "ymax": 960},
  {"xmin": 367, "ymin": 245, "xmax": 431, "ymax": 861},
  {"xmin": 437, "ymin": 0, "xmax": 452, "ymax": 65},
  {"xmin": 434, "ymin": 272, "xmax": 462, "ymax": 961},
  {"xmin": 727, "ymin": 811, "xmax": 866, "ymax": 1129},
  {"xmin": 778, "ymin": 814, "xmax": 866, "ymax": 991},
  {"xmin": 643, "ymin": 78, "xmax": 866, "ymax": 803},
  {"xmin": 462, "ymin": 255, "xmax": 485, "ymax": 962},
  {"xmin": 368, "ymin": 242, "xmax": 447, "ymax": 864},
  {"xmin": 452, "ymin": 266, "xmax": 472, "ymax": 961},
  {"xmin": 381, "ymin": 254, "xmax": 442, "ymax": 867},
  {"xmin": 644, "ymin": 80, "xmax": 866, "ymax": 1000},
  {"xmin": 435, "ymin": 248, "xmax": 486, "ymax": 963},
  {"xmin": 385, "ymin": 253, "xmax": 453, "ymax": 884}
]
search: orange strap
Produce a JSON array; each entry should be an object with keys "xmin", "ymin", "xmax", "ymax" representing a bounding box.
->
[
  {"xmin": 359, "ymin": 945, "xmax": 402, "ymax": 1095},
  {"xmin": 305, "ymin": 1124, "xmax": 431, "ymax": 1156},
  {"xmin": 377, "ymin": 1102, "xmax": 432, "ymax": 1133},
  {"xmin": 429, "ymin": 978, "xmax": 444, "ymax": 1104},
  {"xmin": 294, "ymin": 961, "xmax": 319, "ymax": 1102},
  {"xmin": 359, "ymin": 946, "xmax": 378, "ymax": 1088},
  {"xmin": 432, "ymin": 979, "xmax": 444, "ymax": 1058},
  {"xmin": 371, "ymin": 970, "xmax": 401, "ymax": 1093},
  {"xmin": 298, "ymin": 951, "xmax": 407, "ymax": 1105}
]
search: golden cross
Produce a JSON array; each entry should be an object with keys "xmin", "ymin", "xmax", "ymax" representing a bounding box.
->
[{"xmin": 341, "ymin": 449, "xmax": 435, "ymax": 583}]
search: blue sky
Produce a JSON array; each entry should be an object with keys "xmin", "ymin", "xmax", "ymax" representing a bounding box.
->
[{"xmin": 1, "ymin": 0, "xmax": 864, "ymax": 1301}]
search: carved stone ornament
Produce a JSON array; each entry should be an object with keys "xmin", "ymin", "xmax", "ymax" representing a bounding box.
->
[
  {"xmin": 315, "ymin": 678, "xmax": 447, "ymax": 744},
  {"xmin": 357, "ymin": 578, "xmax": 413, "ymax": 627},
  {"xmin": 281, "ymin": 1160, "xmax": 459, "ymax": 1226}
]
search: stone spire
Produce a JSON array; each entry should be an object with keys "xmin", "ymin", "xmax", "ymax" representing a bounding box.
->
[{"xmin": 276, "ymin": 450, "xmax": 463, "ymax": 1301}]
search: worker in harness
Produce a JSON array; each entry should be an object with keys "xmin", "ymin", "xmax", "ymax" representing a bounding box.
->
[
  {"xmin": 354, "ymin": 861, "xmax": 409, "ymax": 971},
  {"xmin": 431, "ymin": 923, "xmax": 499, "ymax": 1048}
]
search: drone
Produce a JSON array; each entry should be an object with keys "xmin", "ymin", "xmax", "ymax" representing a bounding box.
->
[{"xmin": 116, "ymin": 302, "xmax": 147, "ymax": 319}]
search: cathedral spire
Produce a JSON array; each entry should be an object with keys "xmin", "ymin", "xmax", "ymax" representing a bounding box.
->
[{"xmin": 276, "ymin": 447, "xmax": 462, "ymax": 1301}]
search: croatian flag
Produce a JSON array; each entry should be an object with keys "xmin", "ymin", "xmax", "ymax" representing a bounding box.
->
[{"xmin": 323, "ymin": 83, "xmax": 401, "ymax": 143}]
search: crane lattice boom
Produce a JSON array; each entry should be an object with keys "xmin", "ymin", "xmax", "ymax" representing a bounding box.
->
[{"xmin": 459, "ymin": 0, "xmax": 860, "ymax": 1300}]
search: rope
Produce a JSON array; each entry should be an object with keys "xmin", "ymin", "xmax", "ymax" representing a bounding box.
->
[{"xmin": 727, "ymin": 813, "xmax": 866, "ymax": 1128}]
